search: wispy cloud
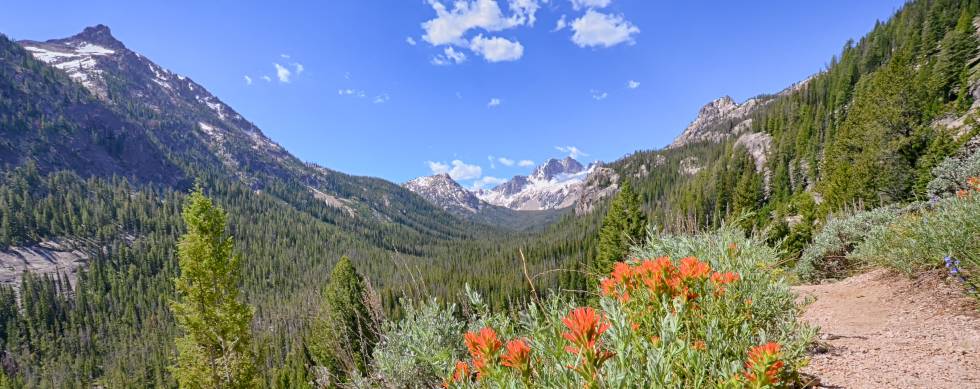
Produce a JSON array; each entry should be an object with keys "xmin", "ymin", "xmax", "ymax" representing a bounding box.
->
[
  {"xmin": 571, "ymin": 0, "xmax": 611, "ymax": 10},
  {"xmin": 243, "ymin": 75, "xmax": 253, "ymax": 85},
  {"xmin": 293, "ymin": 63, "xmax": 304, "ymax": 75},
  {"xmin": 373, "ymin": 93, "xmax": 390, "ymax": 104},
  {"xmin": 427, "ymin": 159, "xmax": 483, "ymax": 180},
  {"xmin": 261, "ymin": 75, "xmax": 272, "ymax": 82},
  {"xmin": 518, "ymin": 159, "xmax": 535, "ymax": 167},
  {"xmin": 554, "ymin": 14, "xmax": 568, "ymax": 31},
  {"xmin": 274, "ymin": 63, "xmax": 291, "ymax": 83},
  {"xmin": 406, "ymin": 36, "xmax": 417, "ymax": 46},
  {"xmin": 487, "ymin": 98, "xmax": 502, "ymax": 108},
  {"xmin": 555, "ymin": 145, "xmax": 588, "ymax": 159},
  {"xmin": 590, "ymin": 89, "xmax": 608, "ymax": 100},
  {"xmin": 338, "ymin": 89, "xmax": 367, "ymax": 98},
  {"xmin": 280, "ymin": 53, "xmax": 291, "ymax": 59},
  {"xmin": 627, "ymin": 80, "xmax": 640, "ymax": 89},
  {"xmin": 431, "ymin": 46, "xmax": 468, "ymax": 65},
  {"xmin": 497, "ymin": 157, "xmax": 515, "ymax": 166},
  {"xmin": 571, "ymin": 10, "xmax": 639, "ymax": 48}
]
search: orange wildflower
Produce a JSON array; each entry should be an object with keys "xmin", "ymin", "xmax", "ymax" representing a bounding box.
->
[
  {"xmin": 692, "ymin": 340, "xmax": 706, "ymax": 351},
  {"xmin": 562, "ymin": 307, "xmax": 615, "ymax": 386},
  {"xmin": 562, "ymin": 307, "xmax": 610, "ymax": 354},
  {"xmin": 444, "ymin": 360, "xmax": 471, "ymax": 387},
  {"xmin": 679, "ymin": 257, "xmax": 712, "ymax": 280},
  {"xmin": 501, "ymin": 338, "xmax": 533, "ymax": 377},
  {"xmin": 743, "ymin": 342, "xmax": 784, "ymax": 386},
  {"xmin": 464, "ymin": 327, "xmax": 502, "ymax": 378}
]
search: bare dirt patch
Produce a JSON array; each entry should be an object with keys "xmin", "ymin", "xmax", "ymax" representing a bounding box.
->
[{"xmin": 795, "ymin": 268, "xmax": 980, "ymax": 388}]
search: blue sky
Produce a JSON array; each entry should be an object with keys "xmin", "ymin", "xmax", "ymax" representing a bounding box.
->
[{"xmin": 2, "ymin": 0, "xmax": 906, "ymax": 188}]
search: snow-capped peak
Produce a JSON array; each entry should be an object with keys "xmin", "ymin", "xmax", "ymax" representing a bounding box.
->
[
  {"xmin": 404, "ymin": 174, "xmax": 484, "ymax": 214},
  {"xmin": 475, "ymin": 157, "xmax": 596, "ymax": 211}
]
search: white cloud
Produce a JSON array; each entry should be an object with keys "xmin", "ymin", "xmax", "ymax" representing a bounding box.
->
[
  {"xmin": 554, "ymin": 14, "xmax": 568, "ymax": 31},
  {"xmin": 427, "ymin": 159, "xmax": 483, "ymax": 180},
  {"xmin": 280, "ymin": 53, "xmax": 291, "ymax": 59},
  {"xmin": 421, "ymin": 0, "xmax": 535, "ymax": 46},
  {"xmin": 571, "ymin": 10, "xmax": 639, "ymax": 48},
  {"xmin": 261, "ymin": 75, "xmax": 272, "ymax": 82},
  {"xmin": 571, "ymin": 0, "xmax": 611, "ymax": 10},
  {"xmin": 518, "ymin": 159, "xmax": 535, "ymax": 167},
  {"xmin": 293, "ymin": 63, "xmax": 304, "ymax": 75},
  {"xmin": 274, "ymin": 63, "xmax": 291, "ymax": 83},
  {"xmin": 427, "ymin": 161, "xmax": 449, "ymax": 174},
  {"xmin": 627, "ymin": 80, "xmax": 640, "ymax": 89},
  {"xmin": 487, "ymin": 98, "xmax": 502, "ymax": 107},
  {"xmin": 432, "ymin": 46, "xmax": 468, "ymax": 65},
  {"xmin": 508, "ymin": 0, "xmax": 543, "ymax": 26},
  {"xmin": 555, "ymin": 145, "xmax": 588, "ymax": 159},
  {"xmin": 471, "ymin": 176, "xmax": 508, "ymax": 190},
  {"xmin": 469, "ymin": 34, "xmax": 524, "ymax": 62},
  {"xmin": 243, "ymin": 75, "xmax": 253, "ymax": 85},
  {"xmin": 406, "ymin": 36, "xmax": 417, "ymax": 46},
  {"xmin": 487, "ymin": 156, "xmax": 497, "ymax": 168},
  {"xmin": 338, "ymin": 89, "xmax": 367, "ymax": 98},
  {"xmin": 498, "ymin": 157, "xmax": 515, "ymax": 166},
  {"xmin": 590, "ymin": 89, "xmax": 608, "ymax": 100},
  {"xmin": 373, "ymin": 93, "xmax": 390, "ymax": 104}
]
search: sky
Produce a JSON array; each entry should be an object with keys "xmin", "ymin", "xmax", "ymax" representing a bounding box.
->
[{"xmin": 1, "ymin": 0, "xmax": 907, "ymax": 188}]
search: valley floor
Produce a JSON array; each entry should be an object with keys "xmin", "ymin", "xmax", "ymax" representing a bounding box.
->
[{"xmin": 795, "ymin": 269, "xmax": 980, "ymax": 388}]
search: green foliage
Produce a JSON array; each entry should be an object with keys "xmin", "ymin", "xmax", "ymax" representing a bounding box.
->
[
  {"xmin": 171, "ymin": 189, "xmax": 257, "ymax": 388},
  {"xmin": 371, "ymin": 299, "xmax": 466, "ymax": 388},
  {"xmin": 594, "ymin": 181, "xmax": 647, "ymax": 282},
  {"xmin": 927, "ymin": 135, "xmax": 980, "ymax": 197},
  {"xmin": 375, "ymin": 227, "xmax": 814, "ymax": 388},
  {"xmin": 795, "ymin": 205, "xmax": 907, "ymax": 281},
  {"xmin": 852, "ymin": 194, "xmax": 980, "ymax": 277},
  {"xmin": 308, "ymin": 256, "xmax": 380, "ymax": 384}
]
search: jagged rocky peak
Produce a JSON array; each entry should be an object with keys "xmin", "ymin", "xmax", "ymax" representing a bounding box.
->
[
  {"xmin": 68, "ymin": 24, "xmax": 125, "ymax": 49},
  {"xmin": 532, "ymin": 157, "xmax": 585, "ymax": 181},
  {"xmin": 475, "ymin": 157, "xmax": 594, "ymax": 211},
  {"xmin": 668, "ymin": 95, "xmax": 768, "ymax": 149},
  {"xmin": 404, "ymin": 174, "xmax": 483, "ymax": 214}
]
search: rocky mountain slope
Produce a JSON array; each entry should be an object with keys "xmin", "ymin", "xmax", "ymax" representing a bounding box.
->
[
  {"xmin": 404, "ymin": 173, "xmax": 484, "ymax": 214},
  {"xmin": 477, "ymin": 157, "xmax": 595, "ymax": 210}
]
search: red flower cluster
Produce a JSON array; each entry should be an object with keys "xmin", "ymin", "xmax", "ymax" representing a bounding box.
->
[
  {"xmin": 448, "ymin": 327, "xmax": 535, "ymax": 385},
  {"xmin": 562, "ymin": 307, "xmax": 615, "ymax": 386},
  {"xmin": 741, "ymin": 342, "xmax": 784, "ymax": 386},
  {"xmin": 501, "ymin": 338, "xmax": 533, "ymax": 378},
  {"xmin": 956, "ymin": 177, "xmax": 980, "ymax": 198},
  {"xmin": 600, "ymin": 256, "xmax": 741, "ymax": 302},
  {"xmin": 464, "ymin": 327, "xmax": 502, "ymax": 378}
]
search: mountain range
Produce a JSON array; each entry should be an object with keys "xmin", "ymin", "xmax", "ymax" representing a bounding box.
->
[{"xmin": 4, "ymin": 1, "xmax": 980, "ymax": 384}]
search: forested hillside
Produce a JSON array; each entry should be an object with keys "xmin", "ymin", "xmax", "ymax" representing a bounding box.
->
[{"xmin": 1, "ymin": 0, "xmax": 979, "ymax": 386}]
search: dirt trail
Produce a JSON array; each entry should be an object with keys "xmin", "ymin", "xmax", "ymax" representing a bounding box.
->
[{"xmin": 794, "ymin": 268, "xmax": 980, "ymax": 388}]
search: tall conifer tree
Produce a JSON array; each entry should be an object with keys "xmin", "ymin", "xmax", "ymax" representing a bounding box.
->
[{"xmin": 171, "ymin": 189, "xmax": 257, "ymax": 388}]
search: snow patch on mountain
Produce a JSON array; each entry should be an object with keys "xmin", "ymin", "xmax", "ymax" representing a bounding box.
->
[
  {"xmin": 476, "ymin": 157, "xmax": 594, "ymax": 211},
  {"xmin": 405, "ymin": 173, "xmax": 484, "ymax": 214}
]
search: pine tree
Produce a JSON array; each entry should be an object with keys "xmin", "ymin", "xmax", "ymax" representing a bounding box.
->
[
  {"xmin": 593, "ymin": 181, "xmax": 647, "ymax": 283},
  {"xmin": 170, "ymin": 189, "xmax": 257, "ymax": 388},
  {"xmin": 308, "ymin": 256, "xmax": 379, "ymax": 384}
]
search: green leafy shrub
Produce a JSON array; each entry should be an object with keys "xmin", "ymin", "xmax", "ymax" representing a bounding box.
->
[
  {"xmin": 374, "ymin": 227, "xmax": 815, "ymax": 388},
  {"xmin": 795, "ymin": 205, "xmax": 906, "ymax": 281},
  {"xmin": 852, "ymin": 185, "xmax": 980, "ymax": 278},
  {"xmin": 371, "ymin": 299, "xmax": 466, "ymax": 388},
  {"xmin": 927, "ymin": 135, "xmax": 980, "ymax": 198}
]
